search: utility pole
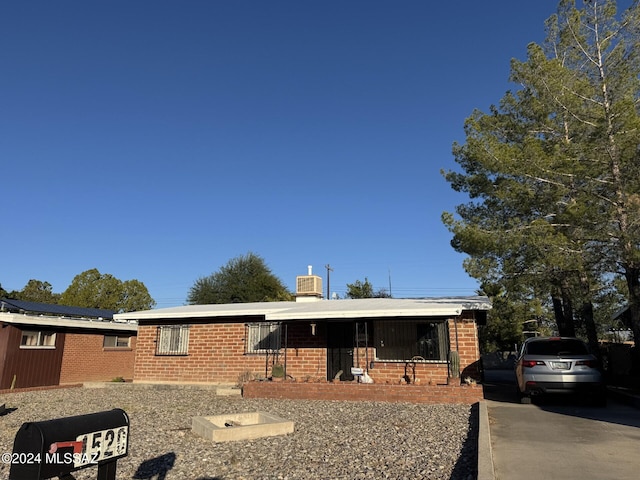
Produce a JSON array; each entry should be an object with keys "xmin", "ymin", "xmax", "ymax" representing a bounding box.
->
[{"xmin": 325, "ymin": 264, "xmax": 333, "ymax": 300}]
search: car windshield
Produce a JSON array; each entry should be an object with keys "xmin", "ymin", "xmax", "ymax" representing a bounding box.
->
[{"xmin": 526, "ymin": 339, "xmax": 589, "ymax": 356}]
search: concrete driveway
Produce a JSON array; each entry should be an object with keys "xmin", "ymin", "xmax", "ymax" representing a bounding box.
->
[{"xmin": 483, "ymin": 372, "xmax": 640, "ymax": 480}]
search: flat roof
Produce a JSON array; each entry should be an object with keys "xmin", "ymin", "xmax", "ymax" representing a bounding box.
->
[
  {"xmin": 0, "ymin": 312, "xmax": 137, "ymax": 332},
  {"xmin": 0, "ymin": 298, "xmax": 115, "ymax": 319},
  {"xmin": 114, "ymin": 296, "xmax": 491, "ymax": 322}
]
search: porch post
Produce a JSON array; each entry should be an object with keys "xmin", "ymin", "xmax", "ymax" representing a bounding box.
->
[{"xmin": 283, "ymin": 323, "xmax": 288, "ymax": 379}]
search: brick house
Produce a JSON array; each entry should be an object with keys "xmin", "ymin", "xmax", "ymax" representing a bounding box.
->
[
  {"xmin": 0, "ymin": 299, "xmax": 137, "ymax": 389},
  {"xmin": 115, "ymin": 273, "xmax": 490, "ymax": 388}
]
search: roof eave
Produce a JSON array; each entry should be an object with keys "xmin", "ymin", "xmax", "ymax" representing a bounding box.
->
[
  {"xmin": 267, "ymin": 308, "xmax": 466, "ymax": 321},
  {"xmin": 0, "ymin": 312, "xmax": 138, "ymax": 332}
]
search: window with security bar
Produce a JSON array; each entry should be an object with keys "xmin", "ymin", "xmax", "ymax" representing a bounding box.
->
[
  {"xmin": 156, "ymin": 325, "xmax": 190, "ymax": 355},
  {"xmin": 373, "ymin": 320, "xmax": 448, "ymax": 361},
  {"xmin": 246, "ymin": 323, "xmax": 282, "ymax": 354}
]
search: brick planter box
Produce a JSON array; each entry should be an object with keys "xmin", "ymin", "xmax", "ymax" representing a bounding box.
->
[{"xmin": 242, "ymin": 381, "xmax": 483, "ymax": 404}]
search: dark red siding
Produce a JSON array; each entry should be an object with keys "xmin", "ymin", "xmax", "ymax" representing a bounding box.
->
[{"xmin": 0, "ymin": 325, "xmax": 65, "ymax": 389}]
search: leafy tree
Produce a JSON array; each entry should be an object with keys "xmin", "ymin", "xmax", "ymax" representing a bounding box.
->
[
  {"xmin": 477, "ymin": 282, "xmax": 550, "ymax": 352},
  {"xmin": 442, "ymin": 0, "xmax": 640, "ymax": 350},
  {"xmin": 59, "ymin": 268, "xmax": 156, "ymax": 312},
  {"xmin": 374, "ymin": 288, "xmax": 392, "ymax": 298},
  {"xmin": 346, "ymin": 278, "xmax": 374, "ymax": 299},
  {"xmin": 0, "ymin": 283, "xmax": 8, "ymax": 298},
  {"xmin": 345, "ymin": 278, "xmax": 391, "ymax": 299},
  {"xmin": 119, "ymin": 279, "xmax": 156, "ymax": 313},
  {"xmin": 187, "ymin": 253, "xmax": 292, "ymax": 304},
  {"xmin": 13, "ymin": 279, "xmax": 60, "ymax": 304}
]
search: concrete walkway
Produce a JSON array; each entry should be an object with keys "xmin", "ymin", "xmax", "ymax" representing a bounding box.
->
[{"xmin": 480, "ymin": 373, "xmax": 640, "ymax": 480}]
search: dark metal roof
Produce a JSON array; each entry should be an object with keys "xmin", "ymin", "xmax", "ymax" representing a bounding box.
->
[{"xmin": 0, "ymin": 298, "xmax": 114, "ymax": 319}]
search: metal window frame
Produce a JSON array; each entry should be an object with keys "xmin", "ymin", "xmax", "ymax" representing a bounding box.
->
[
  {"xmin": 245, "ymin": 323, "xmax": 282, "ymax": 354},
  {"xmin": 103, "ymin": 335, "xmax": 131, "ymax": 348},
  {"xmin": 19, "ymin": 330, "xmax": 57, "ymax": 349},
  {"xmin": 155, "ymin": 325, "xmax": 190, "ymax": 356},
  {"xmin": 373, "ymin": 319, "xmax": 449, "ymax": 362}
]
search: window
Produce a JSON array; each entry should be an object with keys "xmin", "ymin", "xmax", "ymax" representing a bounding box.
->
[
  {"xmin": 103, "ymin": 335, "xmax": 131, "ymax": 348},
  {"xmin": 156, "ymin": 325, "xmax": 190, "ymax": 355},
  {"xmin": 20, "ymin": 330, "xmax": 56, "ymax": 348},
  {"xmin": 246, "ymin": 323, "xmax": 282, "ymax": 354},
  {"xmin": 526, "ymin": 338, "xmax": 589, "ymax": 356},
  {"xmin": 374, "ymin": 320, "xmax": 448, "ymax": 361}
]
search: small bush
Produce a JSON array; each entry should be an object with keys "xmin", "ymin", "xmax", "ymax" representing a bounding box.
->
[{"xmin": 271, "ymin": 364, "xmax": 285, "ymax": 378}]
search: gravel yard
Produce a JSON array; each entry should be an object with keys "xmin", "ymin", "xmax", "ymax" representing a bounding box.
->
[{"xmin": 0, "ymin": 385, "xmax": 477, "ymax": 480}]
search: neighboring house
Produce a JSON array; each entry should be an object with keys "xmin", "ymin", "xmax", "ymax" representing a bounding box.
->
[
  {"xmin": 611, "ymin": 305, "xmax": 636, "ymax": 340},
  {"xmin": 0, "ymin": 299, "xmax": 137, "ymax": 389},
  {"xmin": 115, "ymin": 272, "xmax": 490, "ymax": 386}
]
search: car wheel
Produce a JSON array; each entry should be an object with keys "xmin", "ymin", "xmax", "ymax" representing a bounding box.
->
[{"xmin": 516, "ymin": 385, "xmax": 531, "ymax": 404}]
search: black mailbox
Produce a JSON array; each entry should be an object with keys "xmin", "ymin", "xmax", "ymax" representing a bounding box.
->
[{"xmin": 9, "ymin": 408, "xmax": 129, "ymax": 480}]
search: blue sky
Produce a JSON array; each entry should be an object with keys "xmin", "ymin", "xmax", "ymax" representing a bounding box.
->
[{"xmin": 1, "ymin": 1, "xmax": 568, "ymax": 307}]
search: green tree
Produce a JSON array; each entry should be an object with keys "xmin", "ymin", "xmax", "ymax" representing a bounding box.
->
[
  {"xmin": 187, "ymin": 253, "xmax": 292, "ymax": 304},
  {"xmin": 345, "ymin": 278, "xmax": 391, "ymax": 299},
  {"xmin": 346, "ymin": 278, "xmax": 374, "ymax": 299},
  {"xmin": 477, "ymin": 282, "xmax": 550, "ymax": 352},
  {"xmin": 442, "ymin": 0, "xmax": 640, "ymax": 350},
  {"xmin": 59, "ymin": 268, "xmax": 155, "ymax": 312},
  {"xmin": 119, "ymin": 279, "xmax": 156, "ymax": 313},
  {"xmin": 13, "ymin": 279, "xmax": 60, "ymax": 304}
]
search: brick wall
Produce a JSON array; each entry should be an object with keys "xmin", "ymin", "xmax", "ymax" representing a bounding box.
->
[
  {"xmin": 448, "ymin": 317, "xmax": 481, "ymax": 380},
  {"xmin": 243, "ymin": 381, "xmax": 483, "ymax": 404},
  {"xmin": 354, "ymin": 318, "xmax": 480, "ymax": 385},
  {"xmin": 366, "ymin": 359, "xmax": 450, "ymax": 385},
  {"xmin": 134, "ymin": 322, "xmax": 328, "ymax": 384},
  {"xmin": 280, "ymin": 322, "xmax": 327, "ymax": 380},
  {"xmin": 133, "ymin": 317, "xmax": 482, "ymax": 386},
  {"xmin": 135, "ymin": 323, "xmax": 254, "ymax": 384},
  {"xmin": 59, "ymin": 332, "xmax": 136, "ymax": 383}
]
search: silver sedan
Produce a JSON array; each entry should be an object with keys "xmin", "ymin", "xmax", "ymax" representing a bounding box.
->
[{"xmin": 515, "ymin": 336, "xmax": 606, "ymax": 405}]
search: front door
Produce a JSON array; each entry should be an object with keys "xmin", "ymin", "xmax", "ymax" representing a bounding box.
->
[{"xmin": 327, "ymin": 321, "xmax": 354, "ymax": 381}]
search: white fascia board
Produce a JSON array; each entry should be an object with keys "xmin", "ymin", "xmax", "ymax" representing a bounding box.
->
[
  {"xmin": 0, "ymin": 313, "xmax": 137, "ymax": 332},
  {"xmin": 115, "ymin": 310, "xmax": 226, "ymax": 321},
  {"xmin": 269, "ymin": 298, "xmax": 491, "ymax": 321},
  {"xmin": 113, "ymin": 298, "xmax": 491, "ymax": 323},
  {"xmin": 267, "ymin": 307, "xmax": 464, "ymax": 321},
  {"xmin": 114, "ymin": 303, "xmax": 295, "ymax": 322}
]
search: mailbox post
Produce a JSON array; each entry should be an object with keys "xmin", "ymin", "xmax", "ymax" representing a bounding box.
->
[{"xmin": 9, "ymin": 408, "xmax": 129, "ymax": 480}]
